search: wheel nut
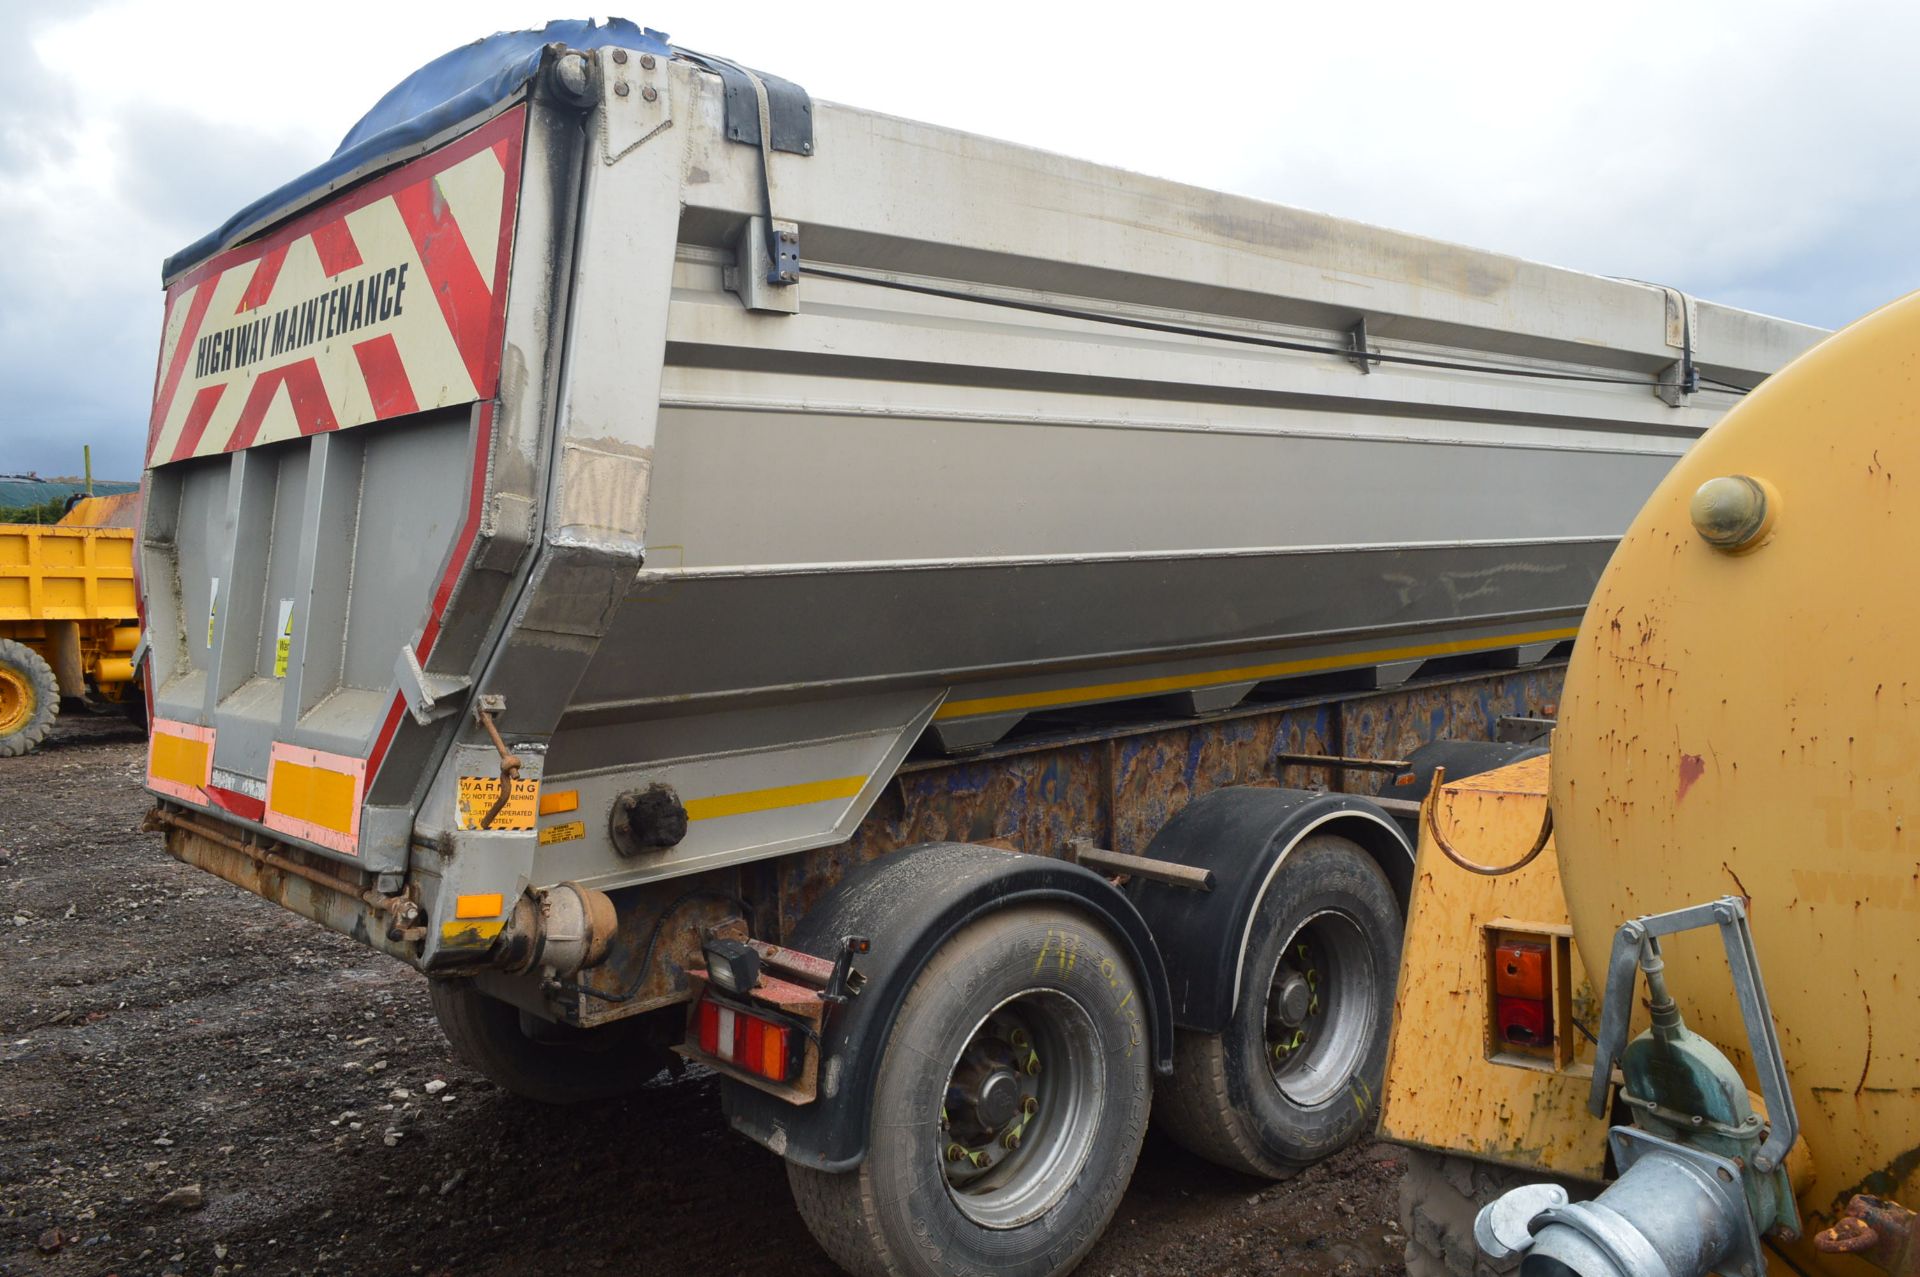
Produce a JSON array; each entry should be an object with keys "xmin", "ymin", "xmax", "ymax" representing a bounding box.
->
[
  {"xmin": 1002, "ymin": 1131, "xmax": 1021, "ymax": 1151},
  {"xmin": 1022, "ymin": 1096, "xmax": 1038, "ymax": 1116},
  {"xmin": 946, "ymin": 1143, "xmax": 967, "ymax": 1163}
]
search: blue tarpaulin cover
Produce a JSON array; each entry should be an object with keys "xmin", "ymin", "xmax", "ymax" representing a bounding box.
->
[{"xmin": 163, "ymin": 19, "xmax": 671, "ymax": 282}]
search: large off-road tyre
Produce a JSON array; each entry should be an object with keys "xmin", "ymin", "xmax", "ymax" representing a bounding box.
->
[
  {"xmin": 427, "ymin": 979, "xmax": 672, "ymax": 1104},
  {"xmin": 787, "ymin": 905, "xmax": 1152, "ymax": 1277},
  {"xmin": 0, "ymin": 639, "xmax": 59, "ymax": 758},
  {"xmin": 1400, "ymin": 1148, "xmax": 1592, "ymax": 1277},
  {"xmin": 1153, "ymin": 834, "xmax": 1400, "ymax": 1178}
]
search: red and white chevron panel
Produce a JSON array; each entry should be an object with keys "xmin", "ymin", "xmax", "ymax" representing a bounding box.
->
[{"xmin": 146, "ymin": 106, "xmax": 525, "ymax": 466}]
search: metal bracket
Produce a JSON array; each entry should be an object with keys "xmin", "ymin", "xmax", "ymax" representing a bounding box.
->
[
  {"xmin": 1587, "ymin": 897, "xmax": 1799, "ymax": 1176},
  {"xmin": 821, "ymin": 935, "xmax": 870, "ymax": 1006},
  {"xmin": 1656, "ymin": 287, "xmax": 1700, "ymax": 406},
  {"xmin": 726, "ymin": 216, "xmax": 801, "ymax": 313},
  {"xmin": 1495, "ymin": 715, "xmax": 1557, "ymax": 745},
  {"xmin": 1347, "ymin": 318, "xmax": 1379, "ymax": 373},
  {"xmin": 597, "ymin": 46, "xmax": 670, "ymax": 164},
  {"xmin": 681, "ymin": 48, "xmax": 804, "ymax": 303},
  {"xmin": 394, "ymin": 643, "xmax": 471, "ymax": 725},
  {"xmin": 1067, "ymin": 838, "xmax": 1216, "ymax": 891}
]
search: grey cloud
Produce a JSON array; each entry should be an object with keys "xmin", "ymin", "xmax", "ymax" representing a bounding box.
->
[
  {"xmin": 4, "ymin": 4, "xmax": 1919, "ymax": 482},
  {"xmin": 0, "ymin": 101, "xmax": 326, "ymax": 481},
  {"xmin": 116, "ymin": 108, "xmax": 321, "ymax": 260}
]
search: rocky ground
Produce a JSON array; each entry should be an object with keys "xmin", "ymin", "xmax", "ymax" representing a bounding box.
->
[{"xmin": 0, "ymin": 715, "xmax": 1407, "ymax": 1277}]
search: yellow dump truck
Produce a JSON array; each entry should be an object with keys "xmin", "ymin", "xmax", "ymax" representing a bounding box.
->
[
  {"xmin": 1380, "ymin": 292, "xmax": 1920, "ymax": 1277},
  {"xmin": 0, "ymin": 493, "xmax": 142, "ymax": 756}
]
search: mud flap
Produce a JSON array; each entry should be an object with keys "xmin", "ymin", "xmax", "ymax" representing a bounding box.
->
[{"xmin": 721, "ymin": 841, "xmax": 1174, "ymax": 1172}]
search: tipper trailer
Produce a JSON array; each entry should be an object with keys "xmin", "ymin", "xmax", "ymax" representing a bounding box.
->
[{"xmin": 135, "ymin": 20, "xmax": 1820, "ymax": 1277}]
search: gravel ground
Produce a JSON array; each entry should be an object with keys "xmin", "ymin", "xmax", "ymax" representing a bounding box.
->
[{"xmin": 0, "ymin": 716, "xmax": 1408, "ymax": 1277}]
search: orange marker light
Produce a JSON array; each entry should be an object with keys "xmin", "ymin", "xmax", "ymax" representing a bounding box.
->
[
  {"xmin": 455, "ymin": 893, "xmax": 505, "ymax": 919},
  {"xmin": 1494, "ymin": 940, "xmax": 1550, "ymax": 1000}
]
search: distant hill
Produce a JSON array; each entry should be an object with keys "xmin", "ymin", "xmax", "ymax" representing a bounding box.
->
[{"xmin": 0, "ymin": 475, "xmax": 140, "ymax": 523}]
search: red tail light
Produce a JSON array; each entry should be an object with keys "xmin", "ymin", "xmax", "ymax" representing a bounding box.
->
[
  {"xmin": 1496, "ymin": 994, "xmax": 1552, "ymax": 1047},
  {"xmin": 694, "ymin": 997, "xmax": 797, "ymax": 1083}
]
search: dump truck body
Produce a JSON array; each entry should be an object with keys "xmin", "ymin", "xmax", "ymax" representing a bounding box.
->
[
  {"xmin": 136, "ymin": 22, "xmax": 1824, "ymax": 1277},
  {"xmin": 0, "ymin": 514, "xmax": 141, "ymax": 755},
  {"xmin": 139, "ymin": 34, "xmax": 1816, "ymax": 913}
]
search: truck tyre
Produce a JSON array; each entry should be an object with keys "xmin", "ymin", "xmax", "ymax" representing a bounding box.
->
[
  {"xmin": 787, "ymin": 905, "xmax": 1151, "ymax": 1277},
  {"xmin": 1153, "ymin": 834, "xmax": 1399, "ymax": 1178},
  {"xmin": 0, "ymin": 639, "xmax": 59, "ymax": 758},
  {"xmin": 1401, "ymin": 1148, "xmax": 1591, "ymax": 1277},
  {"xmin": 427, "ymin": 979, "xmax": 670, "ymax": 1104}
]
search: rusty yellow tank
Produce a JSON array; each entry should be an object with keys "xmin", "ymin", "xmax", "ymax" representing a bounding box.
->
[{"xmin": 1552, "ymin": 290, "xmax": 1920, "ymax": 1235}]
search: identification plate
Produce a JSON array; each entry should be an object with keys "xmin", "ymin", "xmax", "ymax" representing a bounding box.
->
[{"xmin": 456, "ymin": 777, "xmax": 539, "ymax": 831}]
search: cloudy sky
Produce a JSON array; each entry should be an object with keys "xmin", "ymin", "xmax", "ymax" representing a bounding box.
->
[{"xmin": 5, "ymin": 0, "xmax": 1918, "ymax": 481}]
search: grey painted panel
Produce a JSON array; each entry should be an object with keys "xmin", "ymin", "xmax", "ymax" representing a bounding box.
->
[
  {"xmin": 567, "ymin": 539, "xmax": 1612, "ymax": 718},
  {"xmin": 162, "ymin": 458, "xmax": 234, "ymax": 695},
  {"xmin": 340, "ymin": 413, "xmax": 472, "ymax": 693},
  {"xmin": 644, "ymin": 405, "xmax": 1669, "ymax": 569}
]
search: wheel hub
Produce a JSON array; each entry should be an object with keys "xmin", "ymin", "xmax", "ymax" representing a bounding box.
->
[
  {"xmin": 1263, "ymin": 911, "xmax": 1377, "ymax": 1107},
  {"xmin": 0, "ymin": 669, "xmax": 31, "ymax": 736},
  {"xmin": 971, "ymin": 1068, "xmax": 1021, "ymax": 1130},
  {"xmin": 945, "ymin": 1025, "xmax": 1038, "ymax": 1146},
  {"xmin": 1272, "ymin": 970, "xmax": 1314, "ymax": 1026},
  {"xmin": 939, "ymin": 992, "xmax": 1102, "ymax": 1229}
]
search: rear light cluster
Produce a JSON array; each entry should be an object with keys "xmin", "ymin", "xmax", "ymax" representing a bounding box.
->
[
  {"xmin": 696, "ymin": 997, "xmax": 800, "ymax": 1084},
  {"xmin": 1493, "ymin": 938, "xmax": 1553, "ymax": 1050}
]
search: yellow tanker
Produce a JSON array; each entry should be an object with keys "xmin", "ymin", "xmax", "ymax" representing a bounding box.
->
[{"xmin": 1380, "ymin": 292, "xmax": 1920, "ymax": 1277}]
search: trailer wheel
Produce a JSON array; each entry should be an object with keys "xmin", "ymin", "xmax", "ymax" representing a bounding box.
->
[
  {"xmin": 0, "ymin": 639, "xmax": 59, "ymax": 758},
  {"xmin": 787, "ymin": 905, "xmax": 1151, "ymax": 1277},
  {"xmin": 427, "ymin": 980, "xmax": 672, "ymax": 1104},
  {"xmin": 1400, "ymin": 1148, "xmax": 1591, "ymax": 1277},
  {"xmin": 1154, "ymin": 834, "xmax": 1399, "ymax": 1178}
]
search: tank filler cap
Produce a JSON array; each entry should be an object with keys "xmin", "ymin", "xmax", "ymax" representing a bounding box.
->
[{"xmin": 1689, "ymin": 475, "xmax": 1774, "ymax": 551}]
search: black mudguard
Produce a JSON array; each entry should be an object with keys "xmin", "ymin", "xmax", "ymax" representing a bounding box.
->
[
  {"xmin": 1390, "ymin": 739, "xmax": 1547, "ymax": 806},
  {"xmin": 1127, "ymin": 787, "xmax": 1414, "ymax": 1035},
  {"xmin": 722, "ymin": 842, "xmax": 1175, "ymax": 1172}
]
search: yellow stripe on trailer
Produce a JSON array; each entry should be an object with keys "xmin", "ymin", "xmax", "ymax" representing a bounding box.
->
[
  {"xmin": 684, "ymin": 775, "xmax": 867, "ymax": 821},
  {"xmin": 933, "ymin": 626, "xmax": 1579, "ymax": 721}
]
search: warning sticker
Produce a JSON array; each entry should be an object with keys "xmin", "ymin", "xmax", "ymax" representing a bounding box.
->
[
  {"xmin": 273, "ymin": 598, "xmax": 294, "ymax": 677},
  {"xmin": 456, "ymin": 777, "xmax": 539, "ymax": 831},
  {"xmin": 207, "ymin": 576, "xmax": 220, "ymax": 648},
  {"xmin": 538, "ymin": 820, "xmax": 586, "ymax": 846}
]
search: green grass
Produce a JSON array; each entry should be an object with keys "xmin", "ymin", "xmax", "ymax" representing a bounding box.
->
[{"xmin": 0, "ymin": 498, "xmax": 72, "ymax": 525}]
